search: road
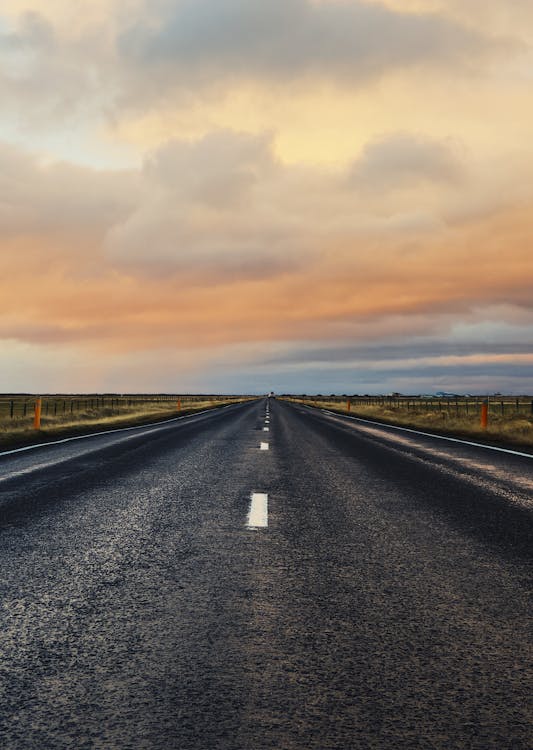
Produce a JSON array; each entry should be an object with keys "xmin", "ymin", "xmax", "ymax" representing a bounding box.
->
[{"xmin": 0, "ymin": 398, "xmax": 531, "ymax": 749}]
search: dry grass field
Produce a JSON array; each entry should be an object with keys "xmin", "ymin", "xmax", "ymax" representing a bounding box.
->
[
  {"xmin": 285, "ymin": 397, "xmax": 533, "ymax": 450},
  {"xmin": 0, "ymin": 395, "xmax": 251, "ymax": 450}
]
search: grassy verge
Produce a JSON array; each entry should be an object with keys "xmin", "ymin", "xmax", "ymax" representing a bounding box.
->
[
  {"xmin": 0, "ymin": 399, "xmax": 250, "ymax": 452},
  {"xmin": 288, "ymin": 400, "xmax": 533, "ymax": 453}
]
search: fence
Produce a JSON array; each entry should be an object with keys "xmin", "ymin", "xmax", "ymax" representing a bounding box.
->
[
  {"xmin": 0, "ymin": 394, "xmax": 242, "ymax": 425},
  {"xmin": 286, "ymin": 395, "xmax": 533, "ymax": 420},
  {"xmin": 349, "ymin": 396, "xmax": 532, "ymax": 417}
]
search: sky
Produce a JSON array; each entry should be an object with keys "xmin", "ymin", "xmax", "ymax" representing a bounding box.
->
[{"xmin": 1, "ymin": 0, "xmax": 532, "ymax": 394}]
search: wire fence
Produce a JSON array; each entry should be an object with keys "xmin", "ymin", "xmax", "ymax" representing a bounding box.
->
[
  {"xmin": 0, "ymin": 394, "xmax": 242, "ymax": 424},
  {"xmin": 286, "ymin": 395, "xmax": 533, "ymax": 418}
]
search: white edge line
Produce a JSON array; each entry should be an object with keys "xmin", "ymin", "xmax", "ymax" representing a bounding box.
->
[
  {"xmin": 315, "ymin": 407, "xmax": 533, "ymax": 460},
  {"xmin": 0, "ymin": 402, "xmax": 244, "ymax": 459}
]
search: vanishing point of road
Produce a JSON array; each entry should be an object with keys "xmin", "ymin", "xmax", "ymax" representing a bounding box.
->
[{"xmin": 0, "ymin": 399, "xmax": 531, "ymax": 749}]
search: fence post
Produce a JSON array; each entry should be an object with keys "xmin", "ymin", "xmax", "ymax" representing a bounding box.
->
[
  {"xmin": 481, "ymin": 400, "xmax": 488, "ymax": 430},
  {"xmin": 177, "ymin": 398, "xmax": 181, "ymax": 412},
  {"xmin": 34, "ymin": 397, "xmax": 42, "ymax": 430}
]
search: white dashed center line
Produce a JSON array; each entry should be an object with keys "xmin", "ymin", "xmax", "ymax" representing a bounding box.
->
[
  {"xmin": 247, "ymin": 493, "xmax": 268, "ymax": 528},
  {"xmin": 263, "ymin": 427, "xmax": 269, "ymax": 431},
  {"xmin": 260, "ymin": 442, "xmax": 269, "ymax": 451}
]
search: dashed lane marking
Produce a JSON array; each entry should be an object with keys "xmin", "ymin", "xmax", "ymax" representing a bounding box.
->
[
  {"xmin": 247, "ymin": 493, "xmax": 268, "ymax": 528},
  {"xmin": 260, "ymin": 442, "xmax": 269, "ymax": 451}
]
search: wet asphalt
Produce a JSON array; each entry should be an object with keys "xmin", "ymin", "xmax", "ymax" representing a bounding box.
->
[{"xmin": 0, "ymin": 398, "xmax": 531, "ymax": 749}]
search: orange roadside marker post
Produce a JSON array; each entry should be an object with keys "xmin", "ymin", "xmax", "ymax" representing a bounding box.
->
[
  {"xmin": 34, "ymin": 397, "xmax": 42, "ymax": 430},
  {"xmin": 177, "ymin": 398, "xmax": 181, "ymax": 412},
  {"xmin": 480, "ymin": 400, "xmax": 488, "ymax": 430},
  {"xmin": 347, "ymin": 399, "xmax": 351, "ymax": 412}
]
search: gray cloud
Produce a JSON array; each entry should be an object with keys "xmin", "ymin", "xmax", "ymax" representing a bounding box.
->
[
  {"xmin": 0, "ymin": 11, "xmax": 55, "ymax": 53},
  {"xmin": 104, "ymin": 130, "xmax": 306, "ymax": 278},
  {"xmin": 0, "ymin": 142, "xmax": 136, "ymax": 235},
  {"xmin": 119, "ymin": 0, "xmax": 512, "ymax": 94},
  {"xmin": 0, "ymin": 2, "xmax": 522, "ymax": 130},
  {"xmin": 0, "ymin": 11, "xmax": 115, "ymax": 125},
  {"xmin": 348, "ymin": 133, "xmax": 464, "ymax": 190},
  {"xmin": 263, "ymin": 340, "xmax": 533, "ymax": 367},
  {"xmin": 144, "ymin": 129, "xmax": 277, "ymax": 206}
]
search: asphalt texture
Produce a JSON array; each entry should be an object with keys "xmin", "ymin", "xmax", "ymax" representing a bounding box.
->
[{"xmin": 0, "ymin": 398, "xmax": 531, "ymax": 749}]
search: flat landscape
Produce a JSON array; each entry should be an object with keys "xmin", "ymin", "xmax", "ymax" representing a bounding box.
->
[
  {"xmin": 0, "ymin": 395, "xmax": 250, "ymax": 449},
  {"xmin": 0, "ymin": 397, "xmax": 530, "ymax": 749},
  {"xmin": 288, "ymin": 396, "xmax": 533, "ymax": 450}
]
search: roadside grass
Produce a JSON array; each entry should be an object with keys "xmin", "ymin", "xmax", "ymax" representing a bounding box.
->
[
  {"xmin": 296, "ymin": 400, "xmax": 533, "ymax": 451},
  {"xmin": 0, "ymin": 399, "xmax": 245, "ymax": 451}
]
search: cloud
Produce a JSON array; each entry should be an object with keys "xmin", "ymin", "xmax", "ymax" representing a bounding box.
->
[
  {"xmin": 104, "ymin": 130, "xmax": 311, "ymax": 277},
  {"xmin": 1, "ymin": 127, "xmax": 532, "ymax": 394},
  {"xmin": 0, "ymin": 141, "xmax": 136, "ymax": 236},
  {"xmin": 118, "ymin": 0, "xmax": 514, "ymax": 99},
  {"xmin": 348, "ymin": 132, "xmax": 464, "ymax": 190},
  {"xmin": 0, "ymin": 11, "xmax": 55, "ymax": 53},
  {"xmin": 143, "ymin": 130, "xmax": 277, "ymax": 205},
  {"xmin": 263, "ymin": 335, "xmax": 533, "ymax": 368},
  {"xmin": 1, "ymin": 3, "xmax": 532, "ymax": 393},
  {"xmin": 101, "ymin": 130, "xmax": 471, "ymax": 280},
  {"xmin": 0, "ymin": 7, "xmax": 138, "ymax": 136},
  {"xmin": 0, "ymin": 1, "xmax": 527, "ymax": 169}
]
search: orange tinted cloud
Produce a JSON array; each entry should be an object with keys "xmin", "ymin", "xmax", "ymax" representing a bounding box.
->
[{"xmin": 1, "ymin": 159, "xmax": 532, "ymax": 354}]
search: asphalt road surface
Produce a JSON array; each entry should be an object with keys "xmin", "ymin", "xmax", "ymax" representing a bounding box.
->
[{"xmin": 0, "ymin": 399, "xmax": 531, "ymax": 749}]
